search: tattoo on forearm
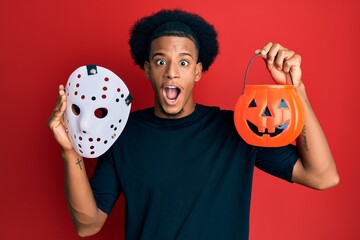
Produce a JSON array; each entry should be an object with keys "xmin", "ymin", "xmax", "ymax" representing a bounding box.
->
[
  {"xmin": 76, "ymin": 158, "xmax": 83, "ymax": 170},
  {"xmin": 301, "ymin": 125, "xmax": 310, "ymax": 151}
]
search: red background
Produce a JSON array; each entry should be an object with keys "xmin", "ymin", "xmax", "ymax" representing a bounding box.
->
[{"xmin": 1, "ymin": 0, "xmax": 359, "ymax": 239}]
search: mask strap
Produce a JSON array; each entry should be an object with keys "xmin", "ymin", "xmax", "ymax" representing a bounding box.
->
[
  {"xmin": 86, "ymin": 64, "xmax": 98, "ymax": 75},
  {"xmin": 125, "ymin": 94, "xmax": 133, "ymax": 106}
]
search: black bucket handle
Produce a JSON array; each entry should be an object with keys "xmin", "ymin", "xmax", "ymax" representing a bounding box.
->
[{"xmin": 241, "ymin": 53, "xmax": 294, "ymax": 94}]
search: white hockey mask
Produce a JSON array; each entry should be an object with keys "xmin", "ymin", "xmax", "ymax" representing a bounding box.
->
[{"xmin": 64, "ymin": 65, "xmax": 132, "ymax": 158}]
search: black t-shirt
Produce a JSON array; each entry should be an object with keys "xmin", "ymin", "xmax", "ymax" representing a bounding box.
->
[{"xmin": 90, "ymin": 104, "xmax": 299, "ymax": 240}]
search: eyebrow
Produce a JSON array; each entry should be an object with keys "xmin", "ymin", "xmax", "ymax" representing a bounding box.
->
[{"xmin": 151, "ymin": 52, "xmax": 194, "ymax": 59}]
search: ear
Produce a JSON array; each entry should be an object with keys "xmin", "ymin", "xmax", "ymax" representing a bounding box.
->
[
  {"xmin": 195, "ymin": 62, "xmax": 203, "ymax": 82},
  {"xmin": 144, "ymin": 61, "xmax": 150, "ymax": 80}
]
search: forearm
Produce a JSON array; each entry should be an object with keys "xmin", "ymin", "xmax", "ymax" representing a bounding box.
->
[
  {"xmin": 292, "ymin": 83, "xmax": 339, "ymax": 189},
  {"xmin": 62, "ymin": 149, "xmax": 106, "ymax": 236},
  {"xmin": 49, "ymin": 85, "xmax": 106, "ymax": 236},
  {"xmin": 254, "ymin": 43, "xmax": 339, "ymax": 189}
]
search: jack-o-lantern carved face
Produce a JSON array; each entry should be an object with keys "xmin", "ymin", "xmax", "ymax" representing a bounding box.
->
[{"xmin": 234, "ymin": 85, "xmax": 304, "ymax": 147}]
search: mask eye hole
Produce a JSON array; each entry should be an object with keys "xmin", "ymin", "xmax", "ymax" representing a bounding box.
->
[
  {"xmin": 279, "ymin": 99, "xmax": 289, "ymax": 109},
  {"xmin": 248, "ymin": 99, "xmax": 257, "ymax": 108},
  {"xmin": 71, "ymin": 104, "xmax": 80, "ymax": 116},
  {"xmin": 94, "ymin": 108, "xmax": 108, "ymax": 119}
]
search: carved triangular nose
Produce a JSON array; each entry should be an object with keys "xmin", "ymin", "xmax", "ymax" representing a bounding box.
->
[{"xmin": 261, "ymin": 106, "xmax": 272, "ymax": 117}]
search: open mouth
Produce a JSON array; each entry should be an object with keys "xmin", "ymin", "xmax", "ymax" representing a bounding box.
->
[
  {"xmin": 164, "ymin": 86, "xmax": 181, "ymax": 103},
  {"xmin": 246, "ymin": 120, "xmax": 289, "ymax": 137}
]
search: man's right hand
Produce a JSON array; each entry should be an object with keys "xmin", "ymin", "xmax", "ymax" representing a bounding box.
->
[{"xmin": 48, "ymin": 85, "xmax": 73, "ymax": 151}]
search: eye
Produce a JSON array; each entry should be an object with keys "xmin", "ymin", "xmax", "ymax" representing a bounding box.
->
[
  {"xmin": 179, "ymin": 60, "xmax": 189, "ymax": 66},
  {"xmin": 279, "ymin": 99, "xmax": 289, "ymax": 109},
  {"xmin": 156, "ymin": 59, "xmax": 167, "ymax": 66},
  {"xmin": 71, "ymin": 104, "xmax": 80, "ymax": 116},
  {"xmin": 94, "ymin": 108, "xmax": 108, "ymax": 119},
  {"xmin": 248, "ymin": 99, "xmax": 257, "ymax": 108}
]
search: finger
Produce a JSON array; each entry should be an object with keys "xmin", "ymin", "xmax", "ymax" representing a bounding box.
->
[
  {"xmin": 48, "ymin": 85, "xmax": 67, "ymax": 131},
  {"xmin": 58, "ymin": 85, "xmax": 66, "ymax": 100},
  {"xmin": 266, "ymin": 43, "xmax": 283, "ymax": 65},
  {"xmin": 283, "ymin": 53, "xmax": 301, "ymax": 73},
  {"xmin": 53, "ymin": 96, "xmax": 66, "ymax": 121},
  {"xmin": 52, "ymin": 95, "xmax": 66, "ymax": 119},
  {"xmin": 48, "ymin": 102, "xmax": 66, "ymax": 130},
  {"xmin": 284, "ymin": 54, "xmax": 302, "ymax": 84},
  {"xmin": 53, "ymin": 85, "xmax": 65, "ymax": 111},
  {"xmin": 255, "ymin": 42, "xmax": 274, "ymax": 57},
  {"xmin": 275, "ymin": 49, "xmax": 295, "ymax": 72}
]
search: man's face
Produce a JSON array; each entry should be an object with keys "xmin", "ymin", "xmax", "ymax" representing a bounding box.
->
[{"xmin": 144, "ymin": 36, "xmax": 202, "ymax": 118}]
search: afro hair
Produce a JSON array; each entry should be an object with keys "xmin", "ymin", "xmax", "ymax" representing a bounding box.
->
[{"xmin": 129, "ymin": 9, "xmax": 219, "ymax": 72}]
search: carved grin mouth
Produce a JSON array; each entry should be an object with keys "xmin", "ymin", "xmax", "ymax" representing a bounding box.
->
[{"xmin": 246, "ymin": 120, "xmax": 289, "ymax": 137}]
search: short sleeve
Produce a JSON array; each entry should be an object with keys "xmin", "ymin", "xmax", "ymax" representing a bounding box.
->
[
  {"xmin": 90, "ymin": 147, "xmax": 122, "ymax": 215},
  {"xmin": 254, "ymin": 145, "xmax": 299, "ymax": 182}
]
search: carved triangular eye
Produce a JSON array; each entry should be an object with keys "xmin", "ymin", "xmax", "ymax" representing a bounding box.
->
[
  {"xmin": 279, "ymin": 99, "xmax": 288, "ymax": 109},
  {"xmin": 249, "ymin": 99, "xmax": 257, "ymax": 108}
]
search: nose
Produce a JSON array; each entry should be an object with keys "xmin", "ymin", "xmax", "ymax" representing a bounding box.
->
[
  {"xmin": 78, "ymin": 113, "xmax": 92, "ymax": 134},
  {"xmin": 261, "ymin": 106, "xmax": 272, "ymax": 117},
  {"xmin": 165, "ymin": 61, "xmax": 179, "ymax": 79}
]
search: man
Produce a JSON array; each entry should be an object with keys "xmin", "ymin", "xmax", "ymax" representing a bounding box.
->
[{"xmin": 48, "ymin": 9, "xmax": 339, "ymax": 239}]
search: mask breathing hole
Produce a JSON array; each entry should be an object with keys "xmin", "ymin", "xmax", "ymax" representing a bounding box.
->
[
  {"xmin": 94, "ymin": 108, "xmax": 108, "ymax": 119},
  {"xmin": 71, "ymin": 104, "xmax": 80, "ymax": 116}
]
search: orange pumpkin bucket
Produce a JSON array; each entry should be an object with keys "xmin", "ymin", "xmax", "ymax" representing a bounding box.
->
[{"xmin": 234, "ymin": 54, "xmax": 305, "ymax": 147}]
